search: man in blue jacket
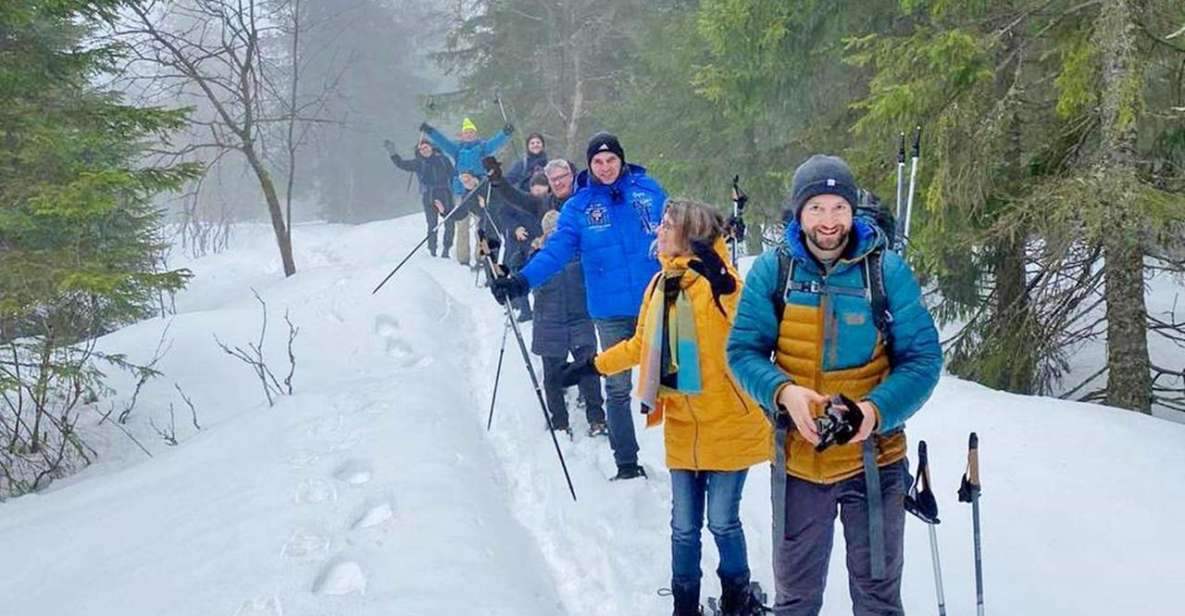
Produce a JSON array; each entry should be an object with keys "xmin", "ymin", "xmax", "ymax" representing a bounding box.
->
[
  {"xmin": 489, "ymin": 132, "xmax": 667, "ymax": 481},
  {"xmin": 726, "ymin": 155, "xmax": 942, "ymax": 615},
  {"xmin": 421, "ymin": 118, "xmax": 512, "ymax": 265}
]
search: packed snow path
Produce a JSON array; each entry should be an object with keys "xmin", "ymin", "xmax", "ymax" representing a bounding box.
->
[{"xmin": 0, "ymin": 217, "xmax": 1182, "ymax": 615}]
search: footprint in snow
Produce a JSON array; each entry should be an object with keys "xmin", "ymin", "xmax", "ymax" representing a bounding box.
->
[
  {"xmin": 333, "ymin": 459, "xmax": 372, "ymax": 485},
  {"xmin": 233, "ymin": 597, "xmax": 282, "ymax": 616},
  {"xmin": 351, "ymin": 502, "xmax": 394, "ymax": 530},
  {"xmin": 288, "ymin": 451, "xmax": 320, "ymax": 469},
  {"xmin": 281, "ymin": 530, "xmax": 331, "ymax": 558},
  {"xmin": 294, "ymin": 478, "xmax": 337, "ymax": 504},
  {"xmin": 313, "ymin": 559, "xmax": 367, "ymax": 596},
  {"xmin": 374, "ymin": 314, "xmax": 432, "ymax": 368}
]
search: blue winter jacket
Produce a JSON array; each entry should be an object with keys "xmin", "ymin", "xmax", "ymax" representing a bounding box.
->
[
  {"xmin": 519, "ymin": 164, "xmax": 667, "ymax": 320},
  {"xmin": 423, "ymin": 125, "xmax": 511, "ymax": 195},
  {"xmin": 725, "ymin": 218, "xmax": 942, "ymax": 432}
]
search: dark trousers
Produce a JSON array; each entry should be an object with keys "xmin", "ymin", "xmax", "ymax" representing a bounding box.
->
[
  {"xmin": 541, "ymin": 348, "xmax": 604, "ymax": 428},
  {"xmin": 773, "ymin": 460, "xmax": 909, "ymax": 616},
  {"xmin": 421, "ymin": 189, "xmax": 455, "ymax": 253},
  {"xmin": 594, "ymin": 317, "xmax": 640, "ymax": 467}
]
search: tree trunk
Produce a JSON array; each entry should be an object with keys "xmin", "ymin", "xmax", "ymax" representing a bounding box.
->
[
  {"xmin": 565, "ymin": 43, "xmax": 585, "ymax": 161},
  {"xmin": 244, "ymin": 145, "xmax": 297, "ymax": 277},
  {"xmin": 993, "ymin": 37, "xmax": 1036, "ymax": 394},
  {"xmin": 1096, "ymin": 0, "xmax": 1151, "ymax": 412}
]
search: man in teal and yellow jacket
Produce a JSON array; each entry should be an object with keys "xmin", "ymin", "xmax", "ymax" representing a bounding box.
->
[{"xmin": 727, "ymin": 155, "xmax": 942, "ymax": 616}]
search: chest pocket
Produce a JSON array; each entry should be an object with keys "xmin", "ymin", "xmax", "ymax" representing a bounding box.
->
[{"xmin": 779, "ymin": 258, "xmax": 883, "ymax": 372}]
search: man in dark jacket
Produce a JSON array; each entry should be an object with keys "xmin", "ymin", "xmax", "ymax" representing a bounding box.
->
[
  {"xmin": 488, "ymin": 156, "xmax": 578, "ymax": 219},
  {"xmin": 531, "ymin": 209, "xmax": 607, "ymax": 435},
  {"xmin": 505, "ymin": 132, "xmax": 548, "ymax": 192},
  {"xmin": 384, "ymin": 139, "xmax": 456, "ymax": 257}
]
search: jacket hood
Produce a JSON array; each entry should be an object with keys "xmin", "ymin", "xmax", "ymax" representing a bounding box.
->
[
  {"xmin": 575, "ymin": 163, "xmax": 649, "ymax": 190},
  {"xmin": 782, "ymin": 217, "xmax": 885, "ymax": 272}
]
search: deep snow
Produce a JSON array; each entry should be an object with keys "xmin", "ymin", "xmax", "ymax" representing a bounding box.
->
[{"xmin": 1, "ymin": 216, "xmax": 1182, "ymax": 615}]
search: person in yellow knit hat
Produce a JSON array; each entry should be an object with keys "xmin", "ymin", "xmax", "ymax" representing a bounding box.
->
[
  {"xmin": 560, "ymin": 199, "xmax": 770, "ymax": 616},
  {"xmin": 419, "ymin": 116, "xmax": 513, "ymax": 265}
]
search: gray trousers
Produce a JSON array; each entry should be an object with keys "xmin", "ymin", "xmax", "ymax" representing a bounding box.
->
[{"xmin": 773, "ymin": 460, "xmax": 909, "ymax": 616}]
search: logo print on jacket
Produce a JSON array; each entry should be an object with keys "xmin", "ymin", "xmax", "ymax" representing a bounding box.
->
[
  {"xmin": 632, "ymin": 194, "xmax": 657, "ymax": 234},
  {"xmin": 587, "ymin": 204, "xmax": 609, "ymax": 228}
]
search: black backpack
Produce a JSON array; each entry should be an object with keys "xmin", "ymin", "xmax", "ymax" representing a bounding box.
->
[{"xmin": 855, "ymin": 188, "xmax": 898, "ymax": 250}]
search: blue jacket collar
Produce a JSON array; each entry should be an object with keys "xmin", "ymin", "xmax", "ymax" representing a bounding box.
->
[
  {"xmin": 575, "ymin": 163, "xmax": 649, "ymax": 191},
  {"xmin": 782, "ymin": 217, "xmax": 885, "ymax": 274}
]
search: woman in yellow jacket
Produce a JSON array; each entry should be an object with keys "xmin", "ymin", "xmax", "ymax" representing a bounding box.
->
[{"xmin": 561, "ymin": 199, "xmax": 770, "ymax": 616}]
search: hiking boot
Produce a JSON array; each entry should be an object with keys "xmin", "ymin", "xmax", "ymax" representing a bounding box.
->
[
  {"xmin": 671, "ymin": 582, "xmax": 702, "ymax": 616},
  {"xmin": 611, "ymin": 463, "xmax": 647, "ymax": 481},
  {"xmin": 441, "ymin": 246, "xmax": 450, "ymax": 258},
  {"xmin": 587, "ymin": 421, "xmax": 609, "ymax": 437},
  {"xmin": 429, "ymin": 246, "xmax": 437, "ymax": 257}
]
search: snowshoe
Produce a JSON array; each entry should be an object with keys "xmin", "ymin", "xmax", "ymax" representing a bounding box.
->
[
  {"xmin": 706, "ymin": 581, "xmax": 770, "ymax": 615},
  {"xmin": 610, "ymin": 463, "xmax": 647, "ymax": 481}
]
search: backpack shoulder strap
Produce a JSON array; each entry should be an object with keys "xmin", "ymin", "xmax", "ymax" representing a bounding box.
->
[
  {"xmin": 773, "ymin": 248, "xmax": 794, "ymax": 321},
  {"xmin": 865, "ymin": 248, "xmax": 893, "ymax": 346}
]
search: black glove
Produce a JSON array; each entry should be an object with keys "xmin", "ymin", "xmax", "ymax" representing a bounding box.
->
[
  {"xmin": 383, "ymin": 139, "xmax": 398, "ymax": 156},
  {"xmin": 482, "ymin": 156, "xmax": 504, "ymax": 183},
  {"xmin": 727, "ymin": 215, "xmax": 746, "ymax": 242},
  {"xmin": 504, "ymin": 122, "xmax": 515, "ymax": 135},
  {"xmin": 489, "ymin": 273, "xmax": 529, "ymax": 305},
  {"xmin": 688, "ymin": 240, "xmax": 737, "ymax": 296},
  {"xmin": 560, "ymin": 356, "xmax": 600, "ymax": 387},
  {"xmin": 419, "ymin": 122, "xmax": 431, "ymax": 133}
]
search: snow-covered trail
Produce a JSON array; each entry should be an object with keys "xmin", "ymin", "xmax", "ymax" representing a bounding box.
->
[
  {"xmin": 1, "ymin": 215, "xmax": 1182, "ymax": 616},
  {"xmin": 0, "ymin": 221, "xmax": 565, "ymax": 616}
]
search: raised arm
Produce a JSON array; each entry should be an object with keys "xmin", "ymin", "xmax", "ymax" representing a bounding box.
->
[{"xmin": 421, "ymin": 123, "xmax": 460, "ymax": 159}]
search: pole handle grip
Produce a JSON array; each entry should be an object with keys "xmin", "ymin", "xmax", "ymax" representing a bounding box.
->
[
  {"xmin": 898, "ymin": 132, "xmax": 906, "ymax": 163},
  {"xmin": 911, "ymin": 125, "xmax": 922, "ymax": 157},
  {"xmin": 967, "ymin": 432, "xmax": 979, "ymax": 486}
]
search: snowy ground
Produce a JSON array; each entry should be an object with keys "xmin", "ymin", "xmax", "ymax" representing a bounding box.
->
[{"xmin": 1, "ymin": 216, "xmax": 1182, "ymax": 615}]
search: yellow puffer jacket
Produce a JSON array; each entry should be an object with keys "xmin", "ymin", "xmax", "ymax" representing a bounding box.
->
[
  {"xmin": 595, "ymin": 240, "xmax": 770, "ymax": 471},
  {"xmin": 775, "ymin": 302, "xmax": 906, "ymax": 483}
]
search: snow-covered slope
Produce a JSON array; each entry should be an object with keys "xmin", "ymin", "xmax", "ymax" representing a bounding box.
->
[{"xmin": 1, "ymin": 217, "xmax": 1182, "ymax": 616}]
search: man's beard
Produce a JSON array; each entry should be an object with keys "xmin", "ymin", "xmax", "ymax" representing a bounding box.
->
[{"xmin": 805, "ymin": 226, "xmax": 850, "ymax": 252}]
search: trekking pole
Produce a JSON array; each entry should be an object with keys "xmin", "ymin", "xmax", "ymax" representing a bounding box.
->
[
  {"xmin": 486, "ymin": 317, "xmax": 511, "ymax": 431},
  {"xmin": 905, "ymin": 440, "xmax": 947, "ymax": 616},
  {"xmin": 894, "ymin": 132, "xmax": 906, "ymax": 251},
  {"xmin": 730, "ymin": 175, "xmax": 747, "ymax": 268},
  {"xmin": 372, "ymin": 178, "xmax": 488, "ymax": 295},
  {"xmin": 902, "ymin": 126, "xmax": 922, "ymax": 257},
  {"xmin": 474, "ymin": 183, "xmax": 505, "ymax": 291},
  {"xmin": 494, "ymin": 90, "xmax": 519, "ymax": 159},
  {"xmin": 958, "ymin": 432, "xmax": 984, "ymax": 616},
  {"xmin": 478, "ymin": 232, "xmax": 577, "ymax": 502}
]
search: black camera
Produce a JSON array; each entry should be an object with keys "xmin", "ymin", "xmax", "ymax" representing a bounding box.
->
[{"xmin": 814, "ymin": 393, "xmax": 864, "ymax": 452}]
